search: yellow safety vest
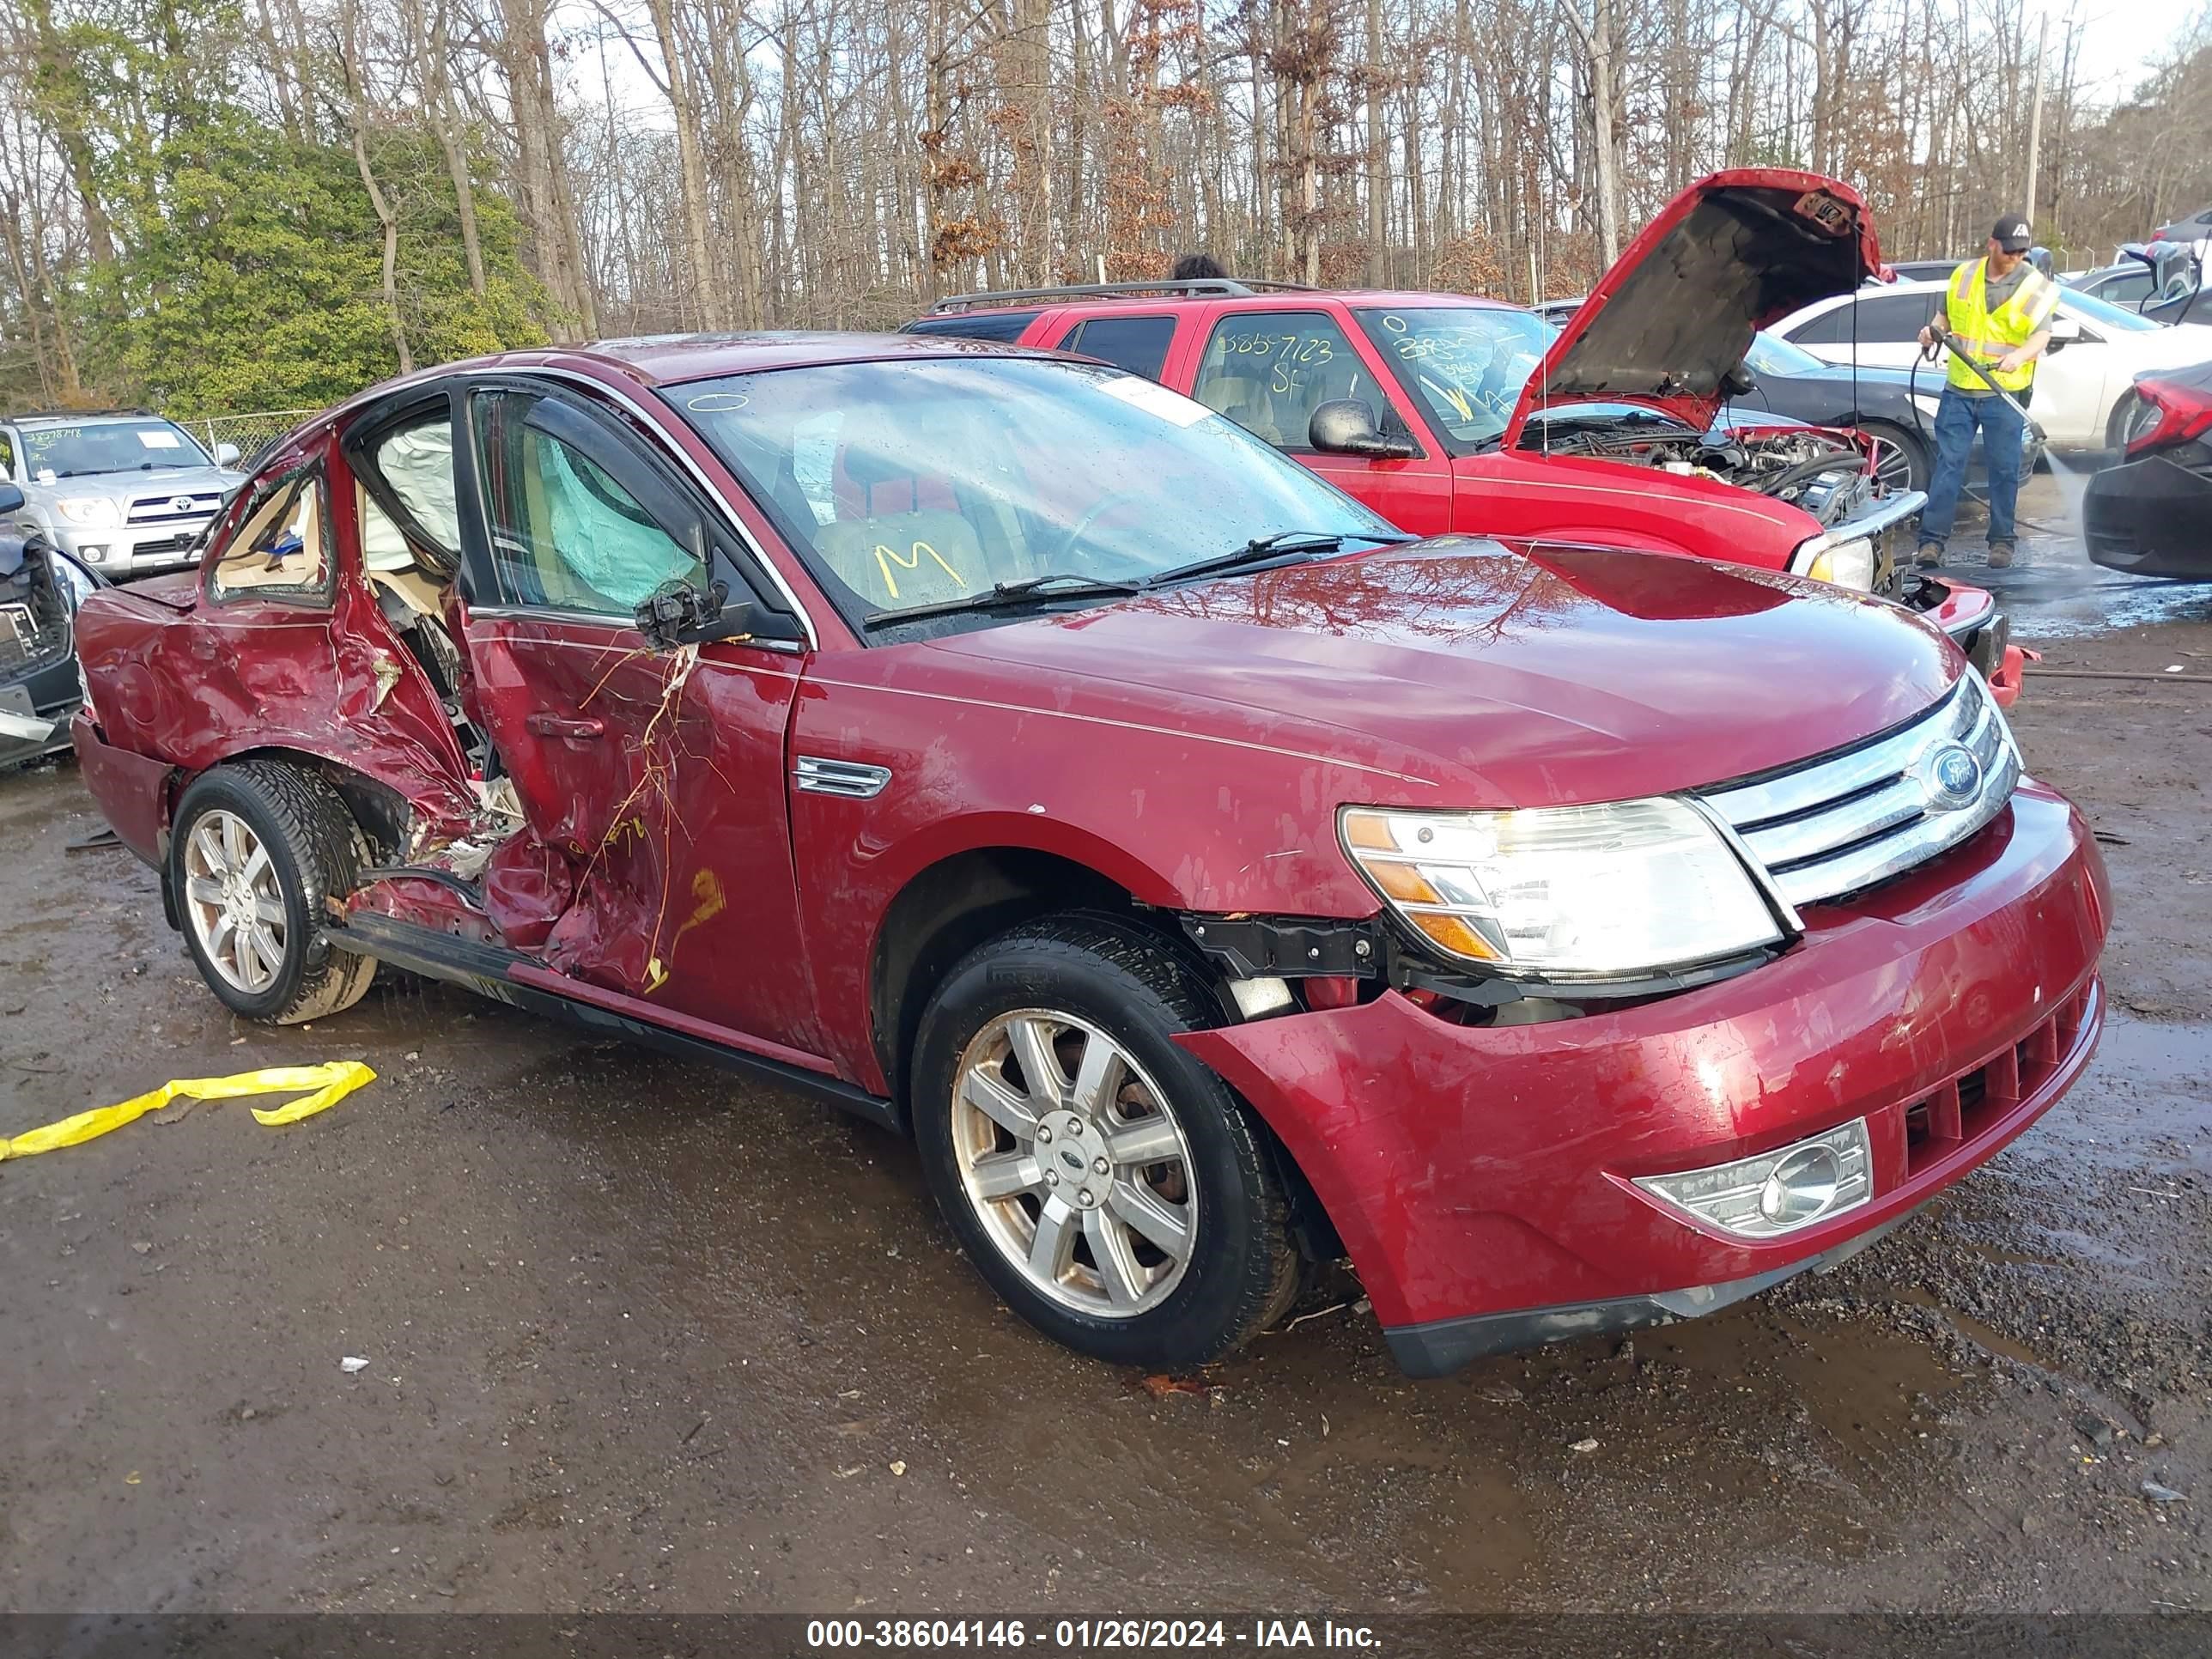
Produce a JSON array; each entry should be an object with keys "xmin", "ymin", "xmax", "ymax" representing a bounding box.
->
[{"xmin": 1944, "ymin": 258, "xmax": 2062, "ymax": 393}]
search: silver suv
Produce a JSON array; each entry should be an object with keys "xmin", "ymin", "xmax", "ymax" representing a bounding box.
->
[{"xmin": 1, "ymin": 410, "xmax": 245, "ymax": 578}]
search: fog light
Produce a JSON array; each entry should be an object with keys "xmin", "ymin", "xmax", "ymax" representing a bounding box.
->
[
  {"xmin": 78, "ymin": 544, "xmax": 107, "ymax": 562},
  {"xmin": 1634, "ymin": 1118, "xmax": 1871, "ymax": 1239}
]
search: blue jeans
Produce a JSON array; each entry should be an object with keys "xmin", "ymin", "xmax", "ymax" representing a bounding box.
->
[{"xmin": 1920, "ymin": 385, "xmax": 2025, "ymax": 549}]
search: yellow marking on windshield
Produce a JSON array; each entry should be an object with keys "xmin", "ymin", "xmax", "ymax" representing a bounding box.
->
[{"xmin": 872, "ymin": 538, "xmax": 965, "ymax": 599}]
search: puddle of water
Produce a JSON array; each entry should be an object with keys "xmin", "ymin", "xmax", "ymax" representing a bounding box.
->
[
  {"xmin": 2027, "ymin": 1010, "xmax": 2212, "ymax": 1176},
  {"xmin": 1929, "ymin": 469, "xmax": 2212, "ymax": 639}
]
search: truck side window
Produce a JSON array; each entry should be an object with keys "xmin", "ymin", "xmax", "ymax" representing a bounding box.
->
[
  {"xmin": 470, "ymin": 390, "xmax": 704, "ymax": 616},
  {"xmin": 1059, "ymin": 315, "xmax": 1176, "ymax": 381},
  {"xmin": 209, "ymin": 468, "xmax": 331, "ymax": 603},
  {"xmin": 1190, "ymin": 311, "xmax": 1375, "ymax": 451}
]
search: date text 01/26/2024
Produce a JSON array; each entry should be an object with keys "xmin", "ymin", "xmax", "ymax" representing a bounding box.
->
[{"xmin": 805, "ymin": 1619, "xmax": 1382, "ymax": 1650}]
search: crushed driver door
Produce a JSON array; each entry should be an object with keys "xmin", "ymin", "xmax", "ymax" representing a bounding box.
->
[{"xmin": 445, "ymin": 378, "xmax": 825, "ymax": 1058}]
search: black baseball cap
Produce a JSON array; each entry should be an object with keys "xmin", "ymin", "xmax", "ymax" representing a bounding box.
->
[{"xmin": 1991, "ymin": 215, "xmax": 2033, "ymax": 252}]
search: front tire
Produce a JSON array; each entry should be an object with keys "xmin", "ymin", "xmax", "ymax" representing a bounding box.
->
[
  {"xmin": 170, "ymin": 762, "xmax": 376, "ymax": 1024},
  {"xmin": 1860, "ymin": 419, "xmax": 1929, "ymax": 493},
  {"xmin": 911, "ymin": 915, "xmax": 1304, "ymax": 1369}
]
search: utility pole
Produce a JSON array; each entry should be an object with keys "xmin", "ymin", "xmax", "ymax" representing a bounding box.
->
[{"xmin": 2024, "ymin": 9, "xmax": 2048, "ymax": 220}]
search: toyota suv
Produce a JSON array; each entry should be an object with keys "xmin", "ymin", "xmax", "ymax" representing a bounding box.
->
[
  {"xmin": 2, "ymin": 410, "xmax": 244, "ymax": 578},
  {"xmin": 69, "ymin": 333, "xmax": 2106, "ymax": 1376}
]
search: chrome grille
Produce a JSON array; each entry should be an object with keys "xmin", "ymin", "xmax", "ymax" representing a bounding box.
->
[
  {"xmin": 1700, "ymin": 676, "xmax": 2019, "ymax": 908},
  {"xmin": 128, "ymin": 491, "xmax": 222, "ymax": 525}
]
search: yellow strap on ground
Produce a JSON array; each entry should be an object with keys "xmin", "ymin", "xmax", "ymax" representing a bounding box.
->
[{"xmin": 0, "ymin": 1061, "xmax": 376, "ymax": 1161}]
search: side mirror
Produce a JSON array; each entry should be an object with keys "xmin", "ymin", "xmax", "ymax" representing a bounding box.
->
[
  {"xmin": 215, "ymin": 441, "xmax": 241, "ymax": 468},
  {"xmin": 2046, "ymin": 315, "xmax": 2084, "ymax": 352},
  {"xmin": 1309, "ymin": 398, "xmax": 1416, "ymax": 459},
  {"xmin": 1721, "ymin": 361, "xmax": 1757, "ymax": 398},
  {"xmin": 633, "ymin": 561, "xmax": 808, "ymax": 652},
  {"xmin": 0, "ymin": 483, "xmax": 21, "ymax": 515}
]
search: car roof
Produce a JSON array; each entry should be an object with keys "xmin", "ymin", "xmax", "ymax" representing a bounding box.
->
[
  {"xmin": 1044, "ymin": 289, "xmax": 1516, "ymax": 317},
  {"xmin": 311, "ymin": 331, "xmax": 1060, "ymax": 435}
]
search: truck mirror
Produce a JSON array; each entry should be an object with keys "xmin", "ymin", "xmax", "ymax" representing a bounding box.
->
[{"xmin": 1309, "ymin": 399, "xmax": 1415, "ymax": 459}]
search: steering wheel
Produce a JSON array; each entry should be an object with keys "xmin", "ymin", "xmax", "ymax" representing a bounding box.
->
[{"xmin": 1040, "ymin": 489, "xmax": 1155, "ymax": 571}]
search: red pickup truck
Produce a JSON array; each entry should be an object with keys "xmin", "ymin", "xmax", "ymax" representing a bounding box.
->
[
  {"xmin": 908, "ymin": 170, "xmax": 2022, "ymax": 703},
  {"xmin": 69, "ymin": 330, "xmax": 2101, "ymax": 1376}
]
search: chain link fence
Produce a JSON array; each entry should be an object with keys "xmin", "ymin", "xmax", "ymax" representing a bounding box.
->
[{"xmin": 173, "ymin": 409, "xmax": 322, "ymax": 470}]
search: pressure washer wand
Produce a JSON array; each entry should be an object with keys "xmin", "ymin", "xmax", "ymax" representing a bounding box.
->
[{"xmin": 1921, "ymin": 316, "xmax": 2034, "ymax": 423}]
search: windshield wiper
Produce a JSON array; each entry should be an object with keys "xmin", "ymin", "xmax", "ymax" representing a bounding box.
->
[
  {"xmin": 862, "ymin": 571, "xmax": 1145, "ymax": 629},
  {"xmin": 1142, "ymin": 529, "xmax": 1412, "ymax": 589}
]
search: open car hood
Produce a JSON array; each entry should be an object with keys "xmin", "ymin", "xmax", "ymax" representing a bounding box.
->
[{"xmin": 1505, "ymin": 170, "xmax": 1881, "ymax": 444}]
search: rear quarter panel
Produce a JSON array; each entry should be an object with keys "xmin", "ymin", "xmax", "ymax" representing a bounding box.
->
[{"xmin": 73, "ymin": 433, "xmax": 477, "ymax": 851}]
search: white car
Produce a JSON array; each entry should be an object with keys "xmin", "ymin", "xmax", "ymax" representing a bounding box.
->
[{"xmin": 1769, "ymin": 279, "xmax": 2212, "ymax": 451}]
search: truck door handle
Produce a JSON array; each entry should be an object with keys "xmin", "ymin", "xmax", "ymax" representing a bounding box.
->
[{"xmin": 526, "ymin": 713, "xmax": 605, "ymax": 741}]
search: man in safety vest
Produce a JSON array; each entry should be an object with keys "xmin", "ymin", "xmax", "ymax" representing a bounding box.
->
[{"xmin": 1913, "ymin": 215, "xmax": 2061, "ymax": 569}]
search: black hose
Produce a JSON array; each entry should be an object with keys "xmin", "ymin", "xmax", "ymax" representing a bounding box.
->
[
  {"xmin": 1906, "ymin": 336, "xmax": 2068, "ymax": 536},
  {"xmin": 1751, "ymin": 446, "xmax": 1868, "ymax": 500}
]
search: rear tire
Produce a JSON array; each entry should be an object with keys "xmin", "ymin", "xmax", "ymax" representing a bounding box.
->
[
  {"xmin": 170, "ymin": 762, "xmax": 377, "ymax": 1025},
  {"xmin": 911, "ymin": 914, "xmax": 1304, "ymax": 1369}
]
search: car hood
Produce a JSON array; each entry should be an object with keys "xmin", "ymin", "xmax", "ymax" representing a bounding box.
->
[
  {"xmin": 930, "ymin": 538, "xmax": 1955, "ymax": 808},
  {"xmin": 1505, "ymin": 170, "xmax": 1882, "ymax": 445},
  {"xmin": 26, "ymin": 464, "xmax": 239, "ymax": 501}
]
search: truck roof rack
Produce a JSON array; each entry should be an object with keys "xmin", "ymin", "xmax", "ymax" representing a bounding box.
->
[{"xmin": 927, "ymin": 277, "xmax": 1316, "ymax": 314}]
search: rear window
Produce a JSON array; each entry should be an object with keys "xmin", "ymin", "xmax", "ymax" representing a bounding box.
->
[
  {"xmin": 902, "ymin": 310, "xmax": 1040, "ymax": 343},
  {"xmin": 1057, "ymin": 315, "xmax": 1177, "ymax": 381}
]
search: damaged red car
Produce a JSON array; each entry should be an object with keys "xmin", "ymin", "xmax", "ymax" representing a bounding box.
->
[{"xmin": 72, "ymin": 333, "xmax": 2107, "ymax": 1376}]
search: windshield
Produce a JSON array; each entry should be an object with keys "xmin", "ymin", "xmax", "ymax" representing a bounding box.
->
[
  {"xmin": 673, "ymin": 357, "xmax": 1393, "ymax": 625},
  {"xmin": 1742, "ymin": 331, "xmax": 1826, "ymax": 377},
  {"xmin": 1352, "ymin": 306, "xmax": 1554, "ymax": 449},
  {"xmin": 2059, "ymin": 288, "xmax": 2161, "ymax": 334},
  {"xmin": 21, "ymin": 419, "xmax": 212, "ymax": 478}
]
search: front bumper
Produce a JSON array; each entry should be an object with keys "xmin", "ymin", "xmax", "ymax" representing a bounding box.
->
[
  {"xmin": 1179, "ymin": 784, "xmax": 2108, "ymax": 1375},
  {"xmin": 2083, "ymin": 450, "xmax": 2212, "ymax": 578},
  {"xmin": 1921, "ymin": 579, "xmax": 2024, "ymax": 707},
  {"xmin": 0, "ymin": 643, "xmax": 81, "ymax": 768},
  {"xmin": 49, "ymin": 520, "xmax": 211, "ymax": 577}
]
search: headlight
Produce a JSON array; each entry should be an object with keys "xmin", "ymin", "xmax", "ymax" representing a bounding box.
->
[
  {"xmin": 1911, "ymin": 393, "xmax": 1944, "ymax": 422},
  {"xmin": 55, "ymin": 496, "xmax": 122, "ymax": 529},
  {"xmin": 1634, "ymin": 1118, "xmax": 1872, "ymax": 1238},
  {"xmin": 1790, "ymin": 531, "xmax": 1875, "ymax": 591},
  {"xmin": 1340, "ymin": 799, "xmax": 1783, "ymax": 978}
]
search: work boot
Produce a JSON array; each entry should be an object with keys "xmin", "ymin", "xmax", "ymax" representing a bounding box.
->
[
  {"xmin": 1987, "ymin": 542, "xmax": 2014, "ymax": 568},
  {"xmin": 1914, "ymin": 542, "xmax": 1943, "ymax": 568}
]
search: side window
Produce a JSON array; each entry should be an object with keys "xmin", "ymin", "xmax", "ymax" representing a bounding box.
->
[
  {"xmin": 1060, "ymin": 315, "xmax": 1177, "ymax": 381},
  {"xmin": 1190, "ymin": 310, "xmax": 1380, "ymax": 451},
  {"xmin": 470, "ymin": 390, "xmax": 705, "ymax": 616},
  {"xmin": 362, "ymin": 412, "xmax": 462, "ymax": 574},
  {"xmin": 1856, "ymin": 294, "xmax": 1935, "ymax": 343},
  {"xmin": 1785, "ymin": 305, "xmax": 1850, "ymax": 347},
  {"xmin": 0, "ymin": 429, "xmax": 14, "ymax": 478},
  {"xmin": 210, "ymin": 467, "xmax": 331, "ymax": 603},
  {"xmin": 2101, "ymin": 270, "xmax": 2153, "ymax": 305}
]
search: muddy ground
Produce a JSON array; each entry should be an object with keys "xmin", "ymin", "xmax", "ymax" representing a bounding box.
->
[{"xmin": 2, "ymin": 474, "xmax": 2208, "ymax": 1619}]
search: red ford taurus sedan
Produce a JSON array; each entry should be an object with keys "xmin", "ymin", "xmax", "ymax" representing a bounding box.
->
[{"xmin": 70, "ymin": 332, "xmax": 2106, "ymax": 1376}]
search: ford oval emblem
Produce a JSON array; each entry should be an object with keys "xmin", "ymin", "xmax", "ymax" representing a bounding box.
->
[{"xmin": 1923, "ymin": 743, "xmax": 1983, "ymax": 811}]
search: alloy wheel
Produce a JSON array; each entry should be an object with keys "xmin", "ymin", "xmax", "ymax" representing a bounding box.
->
[
  {"xmin": 1870, "ymin": 437, "xmax": 1917, "ymax": 493},
  {"xmin": 949, "ymin": 1009, "xmax": 1198, "ymax": 1317},
  {"xmin": 181, "ymin": 809, "xmax": 289, "ymax": 994}
]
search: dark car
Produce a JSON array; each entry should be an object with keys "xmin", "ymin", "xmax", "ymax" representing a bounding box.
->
[
  {"xmin": 2084, "ymin": 362, "xmax": 2212, "ymax": 577},
  {"xmin": 1730, "ymin": 331, "xmax": 2047, "ymax": 492},
  {"xmin": 2065, "ymin": 262, "xmax": 2163, "ymax": 310},
  {"xmin": 2152, "ymin": 205, "xmax": 2212, "ymax": 245},
  {"xmin": 0, "ymin": 483, "xmax": 90, "ymax": 769}
]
